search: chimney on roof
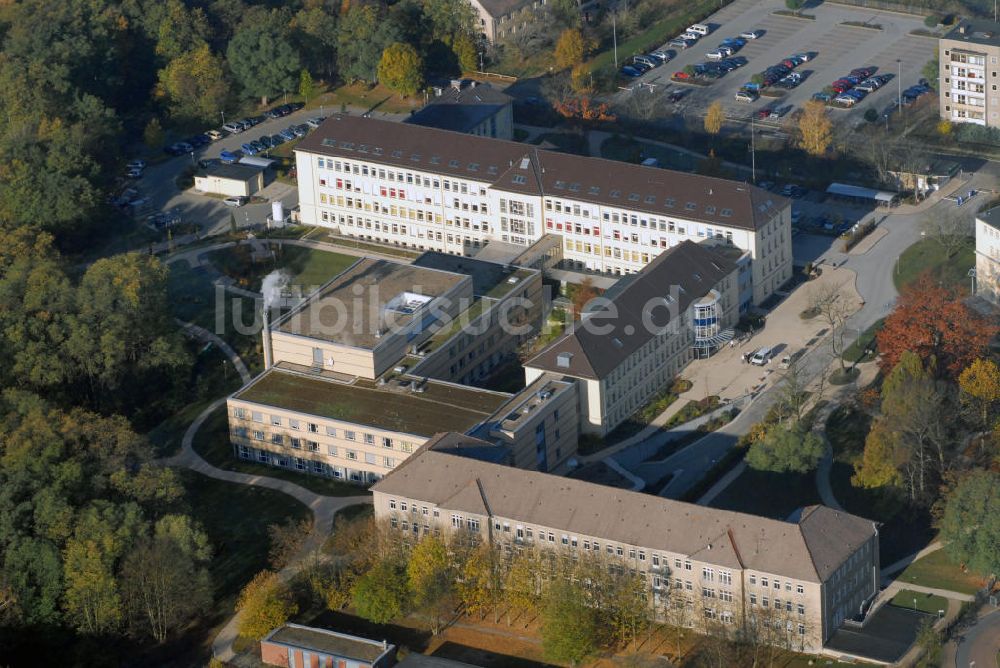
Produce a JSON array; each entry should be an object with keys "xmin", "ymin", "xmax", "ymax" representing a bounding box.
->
[
  {"xmin": 960, "ymin": 23, "xmax": 968, "ymax": 34},
  {"xmin": 470, "ymin": 80, "xmax": 478, "ymax": 88},
  {"xmin": 451, "ymin": 79, "xmax": 463, "ymax": 91}
]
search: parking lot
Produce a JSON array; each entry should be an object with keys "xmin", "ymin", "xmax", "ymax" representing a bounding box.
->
[{"xmin": 623, "ymin": 0, "xmax": 936, "ymax": 125}]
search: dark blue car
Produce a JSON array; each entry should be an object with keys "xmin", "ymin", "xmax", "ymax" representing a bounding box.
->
[{"xmin": 621, "ymin": 65, "xmax": 642, "ymax": 77}]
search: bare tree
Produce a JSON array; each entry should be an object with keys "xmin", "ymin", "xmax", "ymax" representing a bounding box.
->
[
  {"xmin": 920, "ymin": 208, "xmax": 973, "ymax": 258},
  {"xmin": 809, "ymin": 283, "xmax": 853, "ymax": 375}
]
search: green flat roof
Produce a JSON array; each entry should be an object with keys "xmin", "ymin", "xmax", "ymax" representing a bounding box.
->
[{"xmin": 234, "ymin": 367, "xmax": 508, "ymax": 437}]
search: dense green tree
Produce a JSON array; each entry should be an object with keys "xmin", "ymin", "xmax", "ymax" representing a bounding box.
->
[
  {"xmin": 291, "ymin": 7, "xmax": 340, "ymax": 78},
  {"xmin": 940, "ymin": 470, "xmax": 1000, "ymax": 577},
  {"xmin": 67, "ymin": 254, "xmax": 189, "ymax": 410},
  {"xmin": 452, "ymin": 32, "xmax": 479, "ymax": 72},
  {"xmin": 155, "ymin": 0, "xmax": 212, "ymax": 60},
  {"xmin": 227, "ymin": 21, "xmax": 302, "ymax": 106},
  {"xmin": 352, "ymin": 560, "xmax": 409, "ymax": 624},
  {"xmin": 2, "ymin": 537, "xmax": 63, "ymax": 626},
  {"xmin": 746, "ymin": 424, "xmax": 824, "ymax": 474},
  {"xmin": 337, "ymin": 5, "xmax": 400, "ymax": 83},
  {"xmin": 377, "ymin": 42, "xmax": 424, "ymax": 97},
  {"xmin": 156, "ymin": 44, "xmax": 230, "ymax": 125},
  {"xmin": 541, "ymin": 579, "xmax": 598, "ymax": 665},
  {"xmin": 422, "ymin": 0, "xmax": 478, "ymax": 44},
  {"xmin": 299, "ymin": 69, "xmax": 316, "ymax": 101},
  {"xmin": 550, "ymin": 0, "xmax": 581, "ymax": 28},
  {"xmin": 406, "ymin": 534, "xmax": 452, "ymax": 631}
]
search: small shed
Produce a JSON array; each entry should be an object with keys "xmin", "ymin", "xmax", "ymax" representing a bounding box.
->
[
  {"xmin": 194, "ymin": 163, "xmax": 264, "ymax": 197},
  {"xmin": 260, "ymin": 623, "xmax": 396, "ymax": 668}
]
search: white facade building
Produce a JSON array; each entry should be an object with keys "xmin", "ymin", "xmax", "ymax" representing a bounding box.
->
[{"xmin": 295, "ymin": 115, "xmax": 792, "ymax": 311}]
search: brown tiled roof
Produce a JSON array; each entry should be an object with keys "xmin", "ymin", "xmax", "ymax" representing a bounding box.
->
[
  {"xmin": 523, "ymin": 240, "xmax": 736, "ymax": 380},
  {"xmin": 295, "ymin": 115, "xmax": 784, "ymax": 231},
  {"xmin": 373, "ymin": 449, "xmax": 877, "ymax": 582}
]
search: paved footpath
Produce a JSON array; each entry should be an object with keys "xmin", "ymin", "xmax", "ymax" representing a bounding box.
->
[{"xmin": 160, "ymin": 324, "xmax": 371, "ymax": 662}]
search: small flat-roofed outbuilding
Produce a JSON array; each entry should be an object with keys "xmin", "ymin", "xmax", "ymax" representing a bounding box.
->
[{"xmin": 194, "ymin": 163, "xmax": 264, "ymax": 197}]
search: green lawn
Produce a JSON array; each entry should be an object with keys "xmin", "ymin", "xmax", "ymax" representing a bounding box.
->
[
  {"xmin": 181, "ymin": 469, "xmax": 311, "ymax": 602},
  {"xmin": 708, "ymin": 468, "xmax": 821, "ymax": 519},
  {"xmin": 842, "ymin": 318, "xmax": 885, "ymax": 364},
  {"xmin": 206, "ymin": 244, "xmax": 356, "ymax": 293},
  {"xmin": 893, "ymin": 237, "xmax": 975, "ymax": 292},
  {"xmin": 192, "ymin": 405, "xmax": 371, "ymax": 497},
  {"xmin": 600, "ymin": 136, "xmax": 701, "ymax": 173},
  {"xmin": 898, "ymin": 549, "xmax": 984, "ymax": 595},
  {"xmin": 320, "ymin": 236, "xmax": 420, "ymax": 258},
  {"xmin": 890, "ymin": 589, "xmax": 948, "ymax": 616}
]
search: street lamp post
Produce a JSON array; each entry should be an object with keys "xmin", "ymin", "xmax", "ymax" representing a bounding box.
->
[
  {"xmin": 221, "ymin": 110, "xmax": 225, "ymax": 125},
  {"xmin": 897, "ymin": 59, "xmax": 903, "ymax": 127}
]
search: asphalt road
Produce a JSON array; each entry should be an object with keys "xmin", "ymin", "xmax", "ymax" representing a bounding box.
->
[
  {"xmin": 647, "ymin": 191, "xmax": 976, "ymax": 499},
  {"xmin": 955, "ymin": 608, "xmax": 1000, "ymax": 668}
]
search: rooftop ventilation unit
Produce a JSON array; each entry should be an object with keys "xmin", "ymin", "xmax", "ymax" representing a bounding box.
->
[{"xmin": 556, "ymin": 352, "xmax": 573, "ymax": 368}]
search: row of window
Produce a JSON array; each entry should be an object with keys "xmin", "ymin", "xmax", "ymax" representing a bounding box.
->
[
  {"xmin": 237, "ymin": 445, "xmax": 376, "ymax": 483},
  {"xmin": 748, "ymin": 574, "xmax": 806, "ymax": 595},
  {"xmin": 237, "ymin": 429, "xmax": 400, "ymax": 468},
  {"xmin": 233, "ymin": 409, "xmax": 416, "ymax": 451},
  {"xmin": 317, "ymin": 157, "xmax": 490, "ymax": 196}
]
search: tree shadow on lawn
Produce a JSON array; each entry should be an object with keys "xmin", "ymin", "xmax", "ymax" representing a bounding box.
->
[
  {"xmin": 304, "ymin": 609, "xmax": 432, "ymax": 653},
  {"xmin": 432, "ymin": 640, "xmax": 554, "ymax": 668}
]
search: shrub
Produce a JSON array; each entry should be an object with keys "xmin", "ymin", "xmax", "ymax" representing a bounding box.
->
[
  {"xmin": 864, "ymin": 108, "xmax": 878, "ymax": 123},
  {"xmin": 924, "ymin": 14, "xmax": 939, "ymax": 28}
]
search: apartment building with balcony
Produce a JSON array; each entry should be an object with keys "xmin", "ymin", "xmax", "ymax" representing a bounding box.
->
[
  {"xmin": 523, "ymin": 240, "xmax": 739, "ymax": 435},
  {"xmin": 294, "ymin": 115, "xmax": 791, "ymax": 311},
  {"xmin": 976, "ymin": 206, "xmax": 1000, "ymax": 304},
  {"xmin": 371, "ymin": 445, "xmax": 880, "ymax": 651},
  {"xmin": 940, "ymin": 19, "xmax": 1000, "ymax": 127}
]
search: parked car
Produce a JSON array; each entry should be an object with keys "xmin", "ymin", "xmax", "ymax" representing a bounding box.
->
[
  {"xmin": 270, "ymin": 134, "xmax": 286, "ymax": 146},
  {"xmin": 851, "ymin": 67, "xmax": 876, "ymax": 79},
  {"xmin": 249, "ymin": 140, "xmax": 265, "ymax": 153},
  {"xmin": 621, "ymin": 65, "xmax": 643, "ymax": 77},
  {"xmin": 757, "ymin": 106, "xmax": 774, "ymax": 119},
  {"xmin": 673, "ymin": 70, "xmax": 692, "ymax": 79},
  {"xmin": 682, "ymin": 31, "xmax": 702, "ymax": 41},
  {"xmin": 219, "ymin": 150, "xmax": 239, "ymax": 164},
  {"xmin": 306, "ymin": 117, "xmax": 326, "ymax": 128},
  {"xmin": 794, "ymin": 52, "xmax": 815, "ymax": 62},
  {"xmin": 668, "ymin": 89, "xmax": 687, "ymax": 103},
  {"xmin": 289, "ymin": 101, "xmax": 305, "ymax": 111},
  {"xmin": 740, "ymin": 29, "xmax": 762, "ymax": 39},
  {"xmin": 164, "ymin": 142, "xmax": 193, "ymax": 156},
  {"xmin": 633, "ymin": 55, "xmax": 659, "ymax": 68},
  {"xmin": 240, "ymin": 142, "xmax": 258, "ymax": 155},
  {"xmin": 721, "ymin": 37, "xmax": 746, "ymax": 48},
  {"xmin": 258, "ymin": 135, "xmax": 273, "ymax": 148},
  {"xmin": 670, "ymin": 38, "xmax": 694, "ymax": 49},
  {"xmin": 717, "ymin": 60, "xmax": 738, "ymax": 73},
  {"xmin": 198, "ymin": 158, "xmax": 218, "ymax": 169},
  {"xmin": 126, "ymin": 167, "xmax": 143, "ymax": 179},
  {"xmin": 293, "ymin": 124, "xmax": 309, "ymax": 137},
  {"xmin": 223, "ymin": 196, "xmax": 247, "ymax": 207},
  {"xmin": 222, "ymin": 122, "xmax": 244, "ymax": 134},
  {"xmin": 206, "ymin": 129, "xmax": 223, "ymax": 141},
  {"xmin": 706, "ymin": 50, "xmax": 726, "ymax": 61},
  {"xmin": 127, "ymin": 160, "xmax": 147, "ymax": 170},
  {"xmin": 729, "ymin": 56, "xmax": 748, "ymax": 67},
  {"xmin": 631, "ymin": 60, "xmax": 652, "ymax": 72},
  {"xmin": 735, "ymin": 90, "xmax": 758, "ymax": 102},
  {"xmin": 649, "ymin": 50, "xmax": 672, "ymax": 63}
]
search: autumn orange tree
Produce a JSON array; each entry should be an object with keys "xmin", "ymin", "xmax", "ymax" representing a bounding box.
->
[
  {"xmin": 876, "ymin": 273, "xmax": 998, "ymax": 380},
  {"xmin": 569, "ymin": 277, "xmax": 600, "ymax": 319},
  {"xmin": 552, "ymin": 97, "xmax": 616, "ymax": 123}
]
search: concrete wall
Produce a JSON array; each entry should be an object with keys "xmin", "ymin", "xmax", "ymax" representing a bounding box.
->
[{"xmin": 194, "ymin": 172, "xmax": 261, "ymax": 197}]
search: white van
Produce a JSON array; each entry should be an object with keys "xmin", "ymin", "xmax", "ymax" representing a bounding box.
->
[
  {"xmin": 688, "ymin": 23, "xmax": 710, "ymax": 35},
  {"xmin": 750, "ymin": 347, "xmax": 772, "ymax": 366}
]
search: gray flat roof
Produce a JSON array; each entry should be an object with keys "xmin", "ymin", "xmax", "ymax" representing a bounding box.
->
[
  {"xmin": 274, "ymin": 258, "xmax": 468, "ymax": 348},
  {"xmin": 944, "ymin": 19, "xmax": 1000, "ymax": 48},
  {"xmin": 199, "ymin": 163, "xmax": 262, "ymax": 182}
]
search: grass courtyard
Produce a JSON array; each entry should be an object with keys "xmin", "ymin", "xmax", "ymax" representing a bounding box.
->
[
  {"xmin": 206, "ymin": 243, "xmax": 356, "ymax": 292},
  {"xmin": 897, "ymin": 549, "xmax": 985, "ymax": 596},
  {"xmin": 889, "ymin": 589, "xmax": 948, "ymax": 616},
  {"xmin": 892, "ymin": 237, "xmax": 974, "ymax": 293}
]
